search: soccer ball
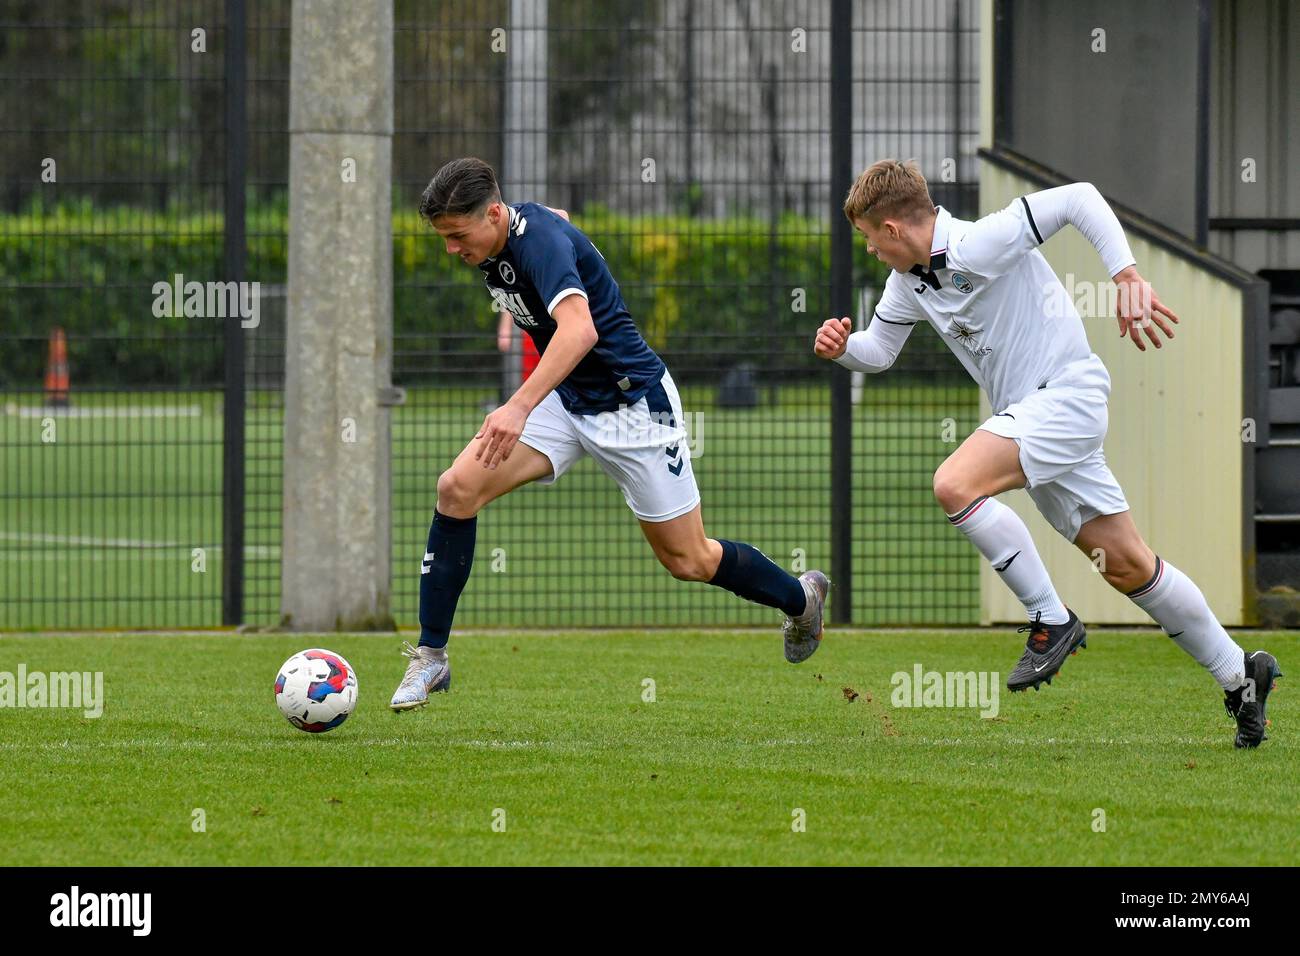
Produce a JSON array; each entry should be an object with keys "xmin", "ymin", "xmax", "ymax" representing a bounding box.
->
[{"xmin": 274, "ymin": 649, "xmax": 358, "ymax": 733}]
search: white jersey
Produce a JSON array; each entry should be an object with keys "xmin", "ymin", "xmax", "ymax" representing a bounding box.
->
[{"xmin": 834, "ymin": 183, "xmax": 1137, "ymax": 413}]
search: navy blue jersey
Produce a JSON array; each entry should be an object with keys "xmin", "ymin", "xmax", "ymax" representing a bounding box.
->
[{"xmin": 479, "ymin": 202, "xmax": 665, "ymax": 414}]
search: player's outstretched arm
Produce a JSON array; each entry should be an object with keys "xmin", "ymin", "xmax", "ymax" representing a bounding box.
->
[
  {"xmin": 954, "ymin": 182, "xmax": 1135, "ymax": 281},
  {"xmin": 1024, "ymin": 182, "xmax": 1136, "ymax": 276},
  {"xmin": 1111, "ymin": 264, "xmax": 1179, "ymax": 352},
  {"xmin": 1016, "ymin": 184, "xmax": 1179, "ymax": 352},
  {"xmin": 813, "ymin": 315, "xmax": 913, "ymax": 372},
  {"xmin": 476, "ymin": 294, "xmax": 597, "ymax": 470},
  {"xmin": 1025, "ymin": 185, "xmax": 1178, "ymax": 351}
]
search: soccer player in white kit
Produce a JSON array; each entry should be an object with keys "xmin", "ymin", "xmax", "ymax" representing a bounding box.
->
[{"xmin": 814, "ymin": 159, "xmax": 1281, "ymax": 748}]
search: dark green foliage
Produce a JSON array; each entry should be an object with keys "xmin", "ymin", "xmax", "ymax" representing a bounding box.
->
[{"xmin": 2, "ymin": 199, "xmax": 969, "ymax": 387}]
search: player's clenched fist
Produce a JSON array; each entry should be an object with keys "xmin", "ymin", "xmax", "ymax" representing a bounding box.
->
[{"xmin": 814, "ymin": 317, "xmax": 853, "ymax": 360}]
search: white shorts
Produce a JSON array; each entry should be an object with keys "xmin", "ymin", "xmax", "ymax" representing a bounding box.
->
[
  {"xmin": 978, "ymin": 383, "xmax": 1129, "ymax": 542},
  {"xmin": 518, "ymin": 371, "xmax": 701, "ymax": 523}
]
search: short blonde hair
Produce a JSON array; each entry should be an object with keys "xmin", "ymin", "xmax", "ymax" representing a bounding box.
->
[{"xmin": 843, "ymin": 158, "xmax": 934, "ymax": 224}]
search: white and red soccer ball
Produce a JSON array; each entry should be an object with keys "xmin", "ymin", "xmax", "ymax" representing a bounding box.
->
[{"xmin": 274, "ymin": 649, "xmax": 358, "ymax": 733}]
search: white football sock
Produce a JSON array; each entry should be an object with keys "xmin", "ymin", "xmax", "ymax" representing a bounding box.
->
[
  {"xmin": 947, "ymin": 495, "xmax": 1069, "ymax": 625},
  {"xmin": 1126, "ymin": 556, "xmax": 1246, "ymax": 690}
]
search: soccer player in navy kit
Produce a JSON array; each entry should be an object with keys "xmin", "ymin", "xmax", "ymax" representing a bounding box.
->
[
  {"xmin": 815, "ymin": 159, "xmax": 1281, "ymax": 748},
  {"xmin": 391, "ymin": 157, "xmax": 829, "ymax": 709}
]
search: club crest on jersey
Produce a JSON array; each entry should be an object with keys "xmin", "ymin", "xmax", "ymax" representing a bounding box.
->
[
  {"xmin": 952, "ymin": 272, "xmax": 974, "ymax": 294},
  {"xmin": 948, "ymin": 320, "xmax": 993, "ymax": 357},
  {"xmin": 498, "ymin": 261, "xmax": 516, "ymax": 285}
]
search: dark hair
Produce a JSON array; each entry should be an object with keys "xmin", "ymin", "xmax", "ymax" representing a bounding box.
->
[{"xmin": 419, "ymin": 157, "xmax": 501, "ymax": 221}]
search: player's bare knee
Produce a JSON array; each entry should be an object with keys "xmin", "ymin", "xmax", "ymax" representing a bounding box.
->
[
  {"xmin": 932, "ymin": 467, "xmax": 971, "ymax": 514},
  {"xmin": 436, "ymin": 467, "xmax": 481, "ymax": 517}
]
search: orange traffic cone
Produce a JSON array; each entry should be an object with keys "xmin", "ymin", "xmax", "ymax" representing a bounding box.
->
[{"xmin": 44, "ymin": 326, "xmax": 69, "ymax": 407}]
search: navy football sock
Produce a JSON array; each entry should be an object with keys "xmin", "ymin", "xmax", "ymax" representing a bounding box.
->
[
  {"xmin": 708, "ymin": 539, "xmax": 806, "ymax": 616},
  {"xmin": 418, "ymin": 511, "xmax": 477, "ymax": 649}
]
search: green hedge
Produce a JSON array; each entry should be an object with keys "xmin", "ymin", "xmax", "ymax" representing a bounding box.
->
[{"xmin": 0, "ymin": 199, "xmax": 959, "ymax": 387}]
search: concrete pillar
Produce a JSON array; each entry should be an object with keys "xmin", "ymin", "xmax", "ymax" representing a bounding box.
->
[
  {"xmin": 281, "ymin": 0, "xmax": 395, "ymax": 631},
  {"xmin": 504, "ymin": 0, "xmax": 548, "ymax": 204},
  {"xmin": 499, "ymin": 0, "xmax": 548, "ymax": 398}
]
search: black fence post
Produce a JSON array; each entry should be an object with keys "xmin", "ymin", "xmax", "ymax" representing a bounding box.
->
[
  {"xmin": 829, "ymin": 0, "xmax": 853, "ymax": 623},
  {"xmin": 993, "ymin": 0, "xmax": 1011, "ymax": 147},
  {"xmin": 1194, "ymin": 0, "xmax": 1211, "ymax": 247},
  {"xmin": 222, "ymin": 0, "xmax": 247, "ymax": 626},
  {"xmin": 951, "ymin": 0, "xmax": 962, "ymax": 213}
]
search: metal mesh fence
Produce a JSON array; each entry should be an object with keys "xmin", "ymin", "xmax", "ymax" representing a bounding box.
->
[
  {"xmin": 0, "ymin": 0, "xmax": 227, "ymax": 628},
  {"xmin": 388, "ymin": 0, "xmax": 981, "ymax": 628},
  {"xmin": 1, "ymin": 0, "xmax": 982, "ymax": 630},
  {"xmin": 240, "ymin": 1, "xmax": 289, "ymax": 627}
]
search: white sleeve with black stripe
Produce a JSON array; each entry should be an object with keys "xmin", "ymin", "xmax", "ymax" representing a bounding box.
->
[
  {"xmin": 949, "ymin": 182, "xmax": 1136, "ymax": 279},
  {"xmin": 833, "ymin": 274, "xmax": 918, "ymax": 373}
]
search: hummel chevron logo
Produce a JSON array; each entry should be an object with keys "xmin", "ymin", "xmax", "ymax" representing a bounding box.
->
[
  {"xmin": 421, "ymin": 551, "xmax": 435, "ymax": 575},
  {"xmin": 667, "ymin": 458, "xmax": 684, "ymax": 476},
  {"xmin": 665, "ymin": 444, "xmax": 679, "ymax": 458},
  {"xmin": 993, "ymin": 551, "xmax": 1020, "ymax": 572}
]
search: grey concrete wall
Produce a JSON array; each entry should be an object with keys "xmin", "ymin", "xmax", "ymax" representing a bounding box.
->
[
  {"xmin": 1209, "ymin": 0, "xmax": 1300, "ymax": 273},
  {"xmin": 1000, "ymin": 0, "xmax": 1201, "ymax": 237}
]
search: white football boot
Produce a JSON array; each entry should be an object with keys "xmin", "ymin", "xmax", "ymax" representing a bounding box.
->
[
  {"xmin": 389, "ymin": 640, "xmax": 451, "ymax": 711},
  {"xmin": 782, "ymin": 570, "xmax": 829, "ymax": 664}
]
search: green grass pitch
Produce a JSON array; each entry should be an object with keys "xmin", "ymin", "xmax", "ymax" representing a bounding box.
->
[{"xmin": 1, "ymin": 628, "xmax": 1295, "ymax": 866}]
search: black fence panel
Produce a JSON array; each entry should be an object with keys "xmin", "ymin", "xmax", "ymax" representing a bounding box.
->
[
  {"xmin": 1, "ymin": 0, "xmax": 981, "ymax": 630},
  {"xmin": 1, "ymin": 0, "xmax": 229, "ymax": 628}
]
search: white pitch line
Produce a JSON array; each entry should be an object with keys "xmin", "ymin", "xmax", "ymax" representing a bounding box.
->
[
  {"xmin": 0, "ymin": 738, "xmax": 556, "ymax": 751},
  {"xmin": 0, "ymin": 531, "xmax": 278, "ymax": 559},
  {"xmin": 0, "ymin": 735, "xmax": 1229, "ymax": 751},
  {"xmin": 3, "ymin": 402, "xmax": 202, "ymax": 418},
  {"xmin": 0, "ymin": 530, "xmax": 184, "ymax": 548},
  {"xmin": 0, "ymin": 551, "xmax": 279, "ymax": 562}
]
